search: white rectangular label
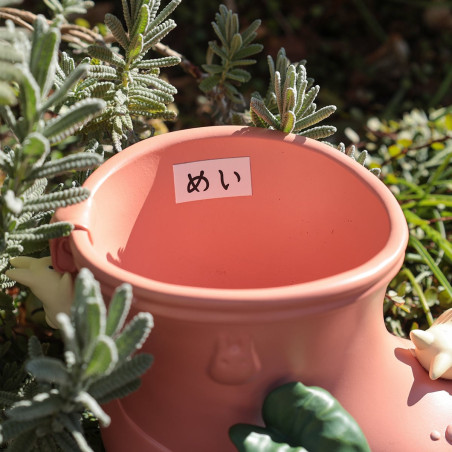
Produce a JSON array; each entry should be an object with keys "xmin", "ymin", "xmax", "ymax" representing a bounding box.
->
[{"xmin": 173, "ymin": 157, "xmax": 252, "ymax": 203}]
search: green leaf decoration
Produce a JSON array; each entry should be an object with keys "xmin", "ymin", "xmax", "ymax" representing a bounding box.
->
[{"xmin": 230, "ymin": 382, "xmax": 370, "ymax": 452}]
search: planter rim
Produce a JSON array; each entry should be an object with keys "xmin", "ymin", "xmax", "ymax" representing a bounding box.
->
[{"xmin": 54, "ymin": 126, "xmax": 408, "ymax": 311}]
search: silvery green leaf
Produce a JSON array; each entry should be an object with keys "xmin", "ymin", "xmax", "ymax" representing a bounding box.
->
[
  {"xmin": 298, "ymin": 85, "xmax": 320, "ymax": 117},
  {"xmin": 228, "ymin": 33, "xmax": 243, "ymax": 57},
  {"xmin": 26, "ymin": 357, "xmax": 69, "ymax": 385},
  {"xmin": 115, "ymin": 313, "xmax": 153, "ymax": 363},
  {"xmin": 105, "ymin": 13, "xmax": 129, "ymax": 49},
  {"xmin": 4, "ymin": 190, "xmax": 23, "ymax": 215},
  {"xmin": 88, "ymin": 354, "xmax": 153, "ymax": 403},
  {"xmin": 43, "ymin": 98, "xmax": 106, "ymax": 144},
  {"xmin": 106, "ymin": 283, "xmax": 132, "ymax": 337},
  {"xmin": 131, "ymin": 4, "xmax": 150, "ymax": 38},
  {"xmin": 7, "ymin": 393, "xmax": 62, "ymax": 420},
  {"xmin": 241, "ymin": 19, "xmax": 262, "ymax": 46},
  {"xmin": 88, "ymin": 45, "xmax": 125, "ymax": 67},
  {"xmin": 29, "ymin": 16, "xmax": 60, "ymax": 98},
  {"xmin": 9, "ymin": 221, "xmax": 73, "ymax": 242},
  {"xmin": 301, "ymin": 125, "xmax": 337, "ymax": 140},
  {"xmin": 250, "ymin": 97, "xmax": 279, "ymax": 129},
  {"xmin": 28, "ymin": 152, "xmax": 102, "ymax": 180},
  {"xmin": 147, "ymin": 0, "xmax": 181, "ymax": 32},
  {"xmin": 293, "ymin": 105, "xmax": 337, "ymax": 132},
  {"xmin": 227, "ymin": 68, "xmax": 251, "ymax": 83},
  {"xmin": 42, "ymin": 63, "xmax": 89, "ymax": 111},
  {"xmin": 84, "ymin": 336, "xmax": 118, "ymax": 377},
  {"xmin": 21, "ymin": 187, "xmax": 90, "ymax": 212},
  {"xmin": 143, "ymin": 20, "xmax": 177, "ymax": 53}
]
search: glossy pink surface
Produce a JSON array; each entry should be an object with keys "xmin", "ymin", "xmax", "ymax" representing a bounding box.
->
[{"xmin": 51, "ymin": 126, "xmax": 452, "ymax": 451}]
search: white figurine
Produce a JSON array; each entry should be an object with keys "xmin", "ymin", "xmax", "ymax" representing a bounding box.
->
[
  {"xmin": 6, "ymin": 256, "xmax": 73, "ymax": 329},
  {"xmin": 410, "ymin": 308, "xmax": 452, "ymax": 380}
]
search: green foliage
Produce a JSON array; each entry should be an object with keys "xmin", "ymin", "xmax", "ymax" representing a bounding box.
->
[
  {"xmin": 200, "ymin": 4, "xmax": 263, "ymax": 123},
  {"xmin": 67, "ymin": 0, "xmax": 181, "ymax": 151},
  {"xmin": 0, "ymin": 269, "xmax": 153, "ymax": 452},
  {"xmin": 0, "ymin": 16, "xmax": 105, "ymax": 289},
  {"xmin": 250, "ymin": 48, "xmax": 336, "ymax": 139},
  {"xmin": 353, "ymin": 108, "xmax": 452, "ymax": 336},
  {"xmin": 230, "ymin": 381, "xmax": 370, "ymax": 452},
  {"xmin": 43, "ymin": 0, "xmax": 94, "ymax": 19}
]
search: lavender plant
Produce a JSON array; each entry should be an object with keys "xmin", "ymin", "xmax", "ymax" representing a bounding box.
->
[
  {"xmin": 200, "ymin": 4, "xmax": 263, "ymax": 123},
  {"xmin": 73, "ymin": 0, "xmax": 182, "ymax": 151},
  {"xmin": 250, "ymin": 48, "xmax": 337, "ymax": 139},
  {"xmin": 0, "ymin": 269, "xmax": 153, "ymax": 452},
  {"xmin": 0, "ymin": 16, "xmax": 105, "ymax": 289}
]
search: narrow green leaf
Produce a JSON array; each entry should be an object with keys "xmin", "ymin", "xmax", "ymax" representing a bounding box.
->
[
  {"xmin": 9, "ymin": 222, "xmax": 73, "ymax": 242},
  {"xmin": 26, "ymin": 357, "xmax": 69, "ymax": 385},
  {"xmin": 409, "ymin": 235, "xmax": 452, "ymax": 298},
  {"xmin": 21, "ymin": 132, "xmax": 50, "ymax": 160},
  {"xmin": 7, "ymin": 394, "xmax": 63, "ymax": 421},
  {"xmin": 404, "ymin": 210, "xmax": 452, "ymax": 262},
  {"xmin": 293, "ymin": 105, "xmax": 337, "ymax": 132},
  {"xmin": 282, "ymin": 110, "xmax": 296, "ymax": 133},
  {"xmin": 88, "ymin": 46, "xmax": 125, "ymax": 67},
  {"xmin": 129, "ymin": 33, "xmax": 144, "ymax": 61},
  {"xmin": 88, "ymin": 354, "xmax": 153, "ymax": 403},
  {"xmin": 105, "ymin": 13, "xmax": 129, "ymax": 49},
  {"xmin": 115, "ymin": 313, "xmax": 153, "ymax": 362},
  {"xmin": 106, "ymin": 284, "xmax": 132, "ymax": 337},
  {"xmin": 43, "ymin": 98, "xmax": 106, "ymax": 144},
  {"xmin": 227, "ymin": 68, "xmax": 251, "ymax": 83},
  {"xmin": 233, "ymin": 43, "xmax": 263, "ymax": 60},
  {"xmin": 199, "ymin": 74, "xmax": 221, "ymax": 93},
  {"xmin": 131, "ymin": 4, "xmax": 150, "ymax": 39},
  {"xmin": 250, "ymin": 97, "xmax": 280, "ymax": 129},
  {"xmin": 21, "ymin": 187, "xmax": 90, "ymax": 213},
  {"xmin": 228, "ymin": 33, "xmax": 243, "ymax": 57},
  {"xmin": 202, "ymin": 63, "xmax": 225, "ymax": 75},
  {"xmin": 300, "ymin": 125, "xmax": 336, "ymax": 139},
  {"xmin": 241, "ymin": 19, "xmax": 262, "ymax": 46},
  {"xmin": 208, "ymin": 40, "xmax": 228, "ymax": 60},
  {"xmin": 29, "ymin": 16, "xmax": 60, "ymax": 97},
  {"xmin": 27, "ymin": 153, "xmax": 102, "ymax": 180},
  {"xmin": 84, "ymin": 336, "xmax": 118, "ymax": 378},
  {"xmin": 147, "ymin": 0, "xmax": 181, "ymax": 32}
]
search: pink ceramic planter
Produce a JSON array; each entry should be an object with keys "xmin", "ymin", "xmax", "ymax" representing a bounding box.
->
[{"xmin": 51, "ymin": 126, "xmax": 452, "ymax": 451}]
